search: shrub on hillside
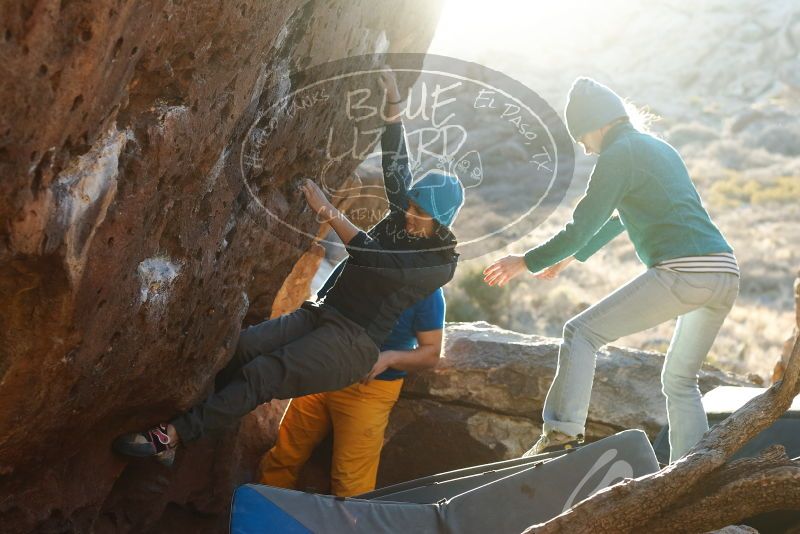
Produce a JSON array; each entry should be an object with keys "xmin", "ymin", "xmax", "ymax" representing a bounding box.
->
[
  {"xmin": 709, "ymin": 172, "xmax": 800, "ymax": 207},
  {"xmin": 446, "ymin": 268, "xmax": 511, "ymax": 327}
]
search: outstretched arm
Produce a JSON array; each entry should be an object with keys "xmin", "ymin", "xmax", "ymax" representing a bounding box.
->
[
  {"xmin": 484, "ymin": 143, "xmax": 632, "ymax": 286},
  {"xmin": 302, "ymin": 179, "xmax": 443, "ymax": 283},
  {"xmin": 521, "ymin": 161, "xmax": 630, "ymax": 273},
  {"xmin": 301, "ymin": 179, "xmax": 360, "ymax": 245},
  {"xmin": 573, "ymin": 215, "xmax": 625, "ymax": 262},
  {"xmin": 379, "ymin": 69, "xmax": 412, "ymax": 213}
]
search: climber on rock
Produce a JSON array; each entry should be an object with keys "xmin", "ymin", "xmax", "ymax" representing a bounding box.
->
[
  {"xmin": 257, "ymin": 261, "xmax": 446, "ymax": 497},
  {"xmin": 113, "ymin": 69, "xmax": 464, "ymax": 465},
  {"xmin": 483, "ymin": 77, "xmax": 739, "ymax": 462}
]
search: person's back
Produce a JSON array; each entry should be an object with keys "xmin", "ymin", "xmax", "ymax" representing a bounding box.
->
[
  {"xmin": 322, "ymin": 209, "xmax": 456, "ymax": 346},
  {"xmin": 601, "ymin": 123, "xmax": 732, "ymax": 267}
]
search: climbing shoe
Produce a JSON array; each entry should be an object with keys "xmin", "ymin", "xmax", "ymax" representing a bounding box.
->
[
  {"xmin": 113, "ymin": 423, "xmax": 177, "ymax": 466},
  {"xmin": 522, "ymin": 431, "xmax": 584, "ymax": 458}
]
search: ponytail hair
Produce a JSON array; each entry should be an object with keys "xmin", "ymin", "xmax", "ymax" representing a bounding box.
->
[{"xmin": 623, "ymin": 100, "xmax": 660, "ymax": 134}]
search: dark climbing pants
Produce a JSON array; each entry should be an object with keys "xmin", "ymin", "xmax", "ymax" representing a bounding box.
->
[{"xmin": 171, "ymin": 302, "xmax": 380, "ymax": 443}]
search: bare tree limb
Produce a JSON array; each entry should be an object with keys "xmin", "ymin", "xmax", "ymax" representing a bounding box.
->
[
  {"xmin": 523, "ymin": 334, "xmax": 800, "ymax": 534},
  {"xmin": 641, "ymin": 447, "xmax": 800, "ymax": 533},
  {"xmin": 668, "ymin": 444, "xmax": 794, "ymax": 500},
  {"xmin": 644, "ymin": 465, "xmax": 800, "ymax": 533},
  {"xmin": 772, "ymin": 272, "xmax": 799, "ymax": 383}
]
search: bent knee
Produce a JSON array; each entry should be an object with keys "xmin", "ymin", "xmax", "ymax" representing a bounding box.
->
[
  {"xmin": 661, "ymin": 370, "xmax": 699, "ymax": 397},
  {"xmin": 563, "ymin": 315, "xmax": 608, "ymax": 349},
  {"xmin": 562, "ymin": 316, "xmax": 583, "ymax": 339},
  {"xmin": 234, "ymin": 326, "xmax": 261, "ymax": 357}
]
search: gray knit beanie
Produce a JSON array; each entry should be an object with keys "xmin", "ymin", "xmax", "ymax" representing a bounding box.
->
[{"xmin": 564, "ymin": 77, "xmax": 628, "ymax": 142}]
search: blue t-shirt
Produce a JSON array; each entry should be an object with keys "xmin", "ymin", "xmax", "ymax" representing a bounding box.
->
[
  {"xmin": 375, "ymin": 287, "xmax": 446, "ymax": 380},
  {"xmin": 316, "ymin": 262, "xmax": 445, "ymax": 381}
]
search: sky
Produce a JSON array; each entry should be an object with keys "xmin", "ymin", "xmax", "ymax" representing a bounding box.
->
[{"xmin": 430, "ymin": 0, "xmax": 635, "ymax": 68}]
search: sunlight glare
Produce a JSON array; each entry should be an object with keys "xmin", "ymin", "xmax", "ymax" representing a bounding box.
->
[{"xmin": 431, "ymin": 0, "xmax": 635, "ymax": 64}]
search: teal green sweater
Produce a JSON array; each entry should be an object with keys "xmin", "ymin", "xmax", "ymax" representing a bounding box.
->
[{"xmin": 524, "ymin": 122, "xmax": 732, "ymax": 273}]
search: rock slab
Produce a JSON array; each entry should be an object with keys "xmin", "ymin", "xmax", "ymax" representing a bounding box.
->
[{"xmin": 378, "ymin": 322, "xmax": 753, "ymax": 486}]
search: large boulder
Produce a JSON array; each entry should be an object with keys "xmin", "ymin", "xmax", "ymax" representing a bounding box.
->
[
  {"xmin": 0, "ymin": 1, "xmax": 442, "ymax": 532},
  {"xmin": 378, "ymin": 322, "xmax": 754, "ymax": 486}
]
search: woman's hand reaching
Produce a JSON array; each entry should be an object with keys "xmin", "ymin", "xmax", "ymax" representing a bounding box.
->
[
  {"xmin": 483, "ymin": 254, "xmax": 576, "ymax": 286},
  {"xmin": 483, "ymin": 255, "xmax": 527, "ymax": 287}
]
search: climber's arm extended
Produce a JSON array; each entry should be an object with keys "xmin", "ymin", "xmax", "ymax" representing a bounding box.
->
[
  {"xmin": 300, "ymin": 179, "xmax": 360, "ymax": 245},
  {"xmin": 301, "ymin": 176, "xmax": 432, "ymax": 283},
  {"xmin": 379, "ymin": 69, "xmax": 412, "ymax": 213}
]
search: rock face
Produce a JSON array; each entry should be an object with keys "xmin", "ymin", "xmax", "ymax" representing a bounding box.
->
[
  {"xmin": 377, "ymin": 322, "xmax": 754, "ymax": 486},
  {"xmin": 0, "ymin": 1, "xmax": 442, "ymax": 532}
]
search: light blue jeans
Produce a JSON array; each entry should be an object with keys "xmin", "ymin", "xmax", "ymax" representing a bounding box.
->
[{"xmin": 542, "ymin": 267, "xmax": 739, "ymax": 462}]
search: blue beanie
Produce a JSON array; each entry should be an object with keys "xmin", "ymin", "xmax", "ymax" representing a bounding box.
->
[
  {"xmin": 565, "ymin": 77, "xmax": 628, "ymax": 142},
  {"xmin": 408, "ymin": 171, "xmax": 464, "ymax": 227}
]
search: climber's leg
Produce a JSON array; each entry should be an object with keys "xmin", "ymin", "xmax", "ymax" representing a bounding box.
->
[
  {"xmin": 170, "ymin": 305, "xmax": 378, "ymax": 443},
  {"xmin": 328, "ymin": 379, "xmax": 403, "ymax": 496},
  {"xmin": 156, "ymin": 305, "xmax": 319, "ymax": 451},
  {"xmin": 662, "ymin": 273, "xmax": 738, "ymax": 461},
  {"xmin": 259, "ymin": 394, "xmax": 332, "ymax": 488},
  {"xmin": 266, "ymin": 305, "xmax": 380, "ymax": 400},
  {"xmin": 541, "ymin": 268, "xmax": 702, "ymax": 439},
  {"xmin": 214, "ymin": 304, "xmax": 319, "ymax": 390}
]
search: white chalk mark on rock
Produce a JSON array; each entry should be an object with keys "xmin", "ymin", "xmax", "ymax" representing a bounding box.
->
[
  {"xmin": 154, "ymin": 104, "xmax": 189, "ymax": 134},
  {"xmin": 137, "ymin": 257, "xmax": 182, "ymax": 315},
  {"xmin": 52, "ymin": 124, "xmax": 134, "ymax": 283},
  {"xmin": 220, "ymin": 212, "xmax": 237, "ymax": 250},
  {"xmin": 205, "ymin": 146, "xmax": 229, "ymax": 193}
]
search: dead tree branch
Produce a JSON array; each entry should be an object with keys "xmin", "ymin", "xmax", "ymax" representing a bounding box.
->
[{"xmin": 523, "ymin": 333, "xmax": 800, "ymax": 534}]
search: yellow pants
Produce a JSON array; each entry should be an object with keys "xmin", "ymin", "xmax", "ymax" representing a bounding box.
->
[{"xmin": 258, "ymin": 378, "xmax": 403, "ymax": 497}]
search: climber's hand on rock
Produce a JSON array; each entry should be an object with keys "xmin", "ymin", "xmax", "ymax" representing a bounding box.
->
[
  {"xmin": 379, "ymin": 69, "xmax": 401, "ymax": 103},
  {"xmin": 301, "ymin": 179, "xmax": 337, "ymax": 223}
]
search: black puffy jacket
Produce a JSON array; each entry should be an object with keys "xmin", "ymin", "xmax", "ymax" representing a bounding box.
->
[{"xmin": 320, "ymin": 122, "xmax": 459, "ymax": 347}]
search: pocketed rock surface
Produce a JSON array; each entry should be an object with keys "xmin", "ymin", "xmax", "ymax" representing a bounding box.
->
[{"xmin": 0, "ymin": 1, "xmax": 441, "ymax": 531}]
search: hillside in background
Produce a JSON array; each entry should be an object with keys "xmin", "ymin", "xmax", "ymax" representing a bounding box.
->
[{"xmin": 432, "ymin": 0, "xmax": 800, "ymax": 380}]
